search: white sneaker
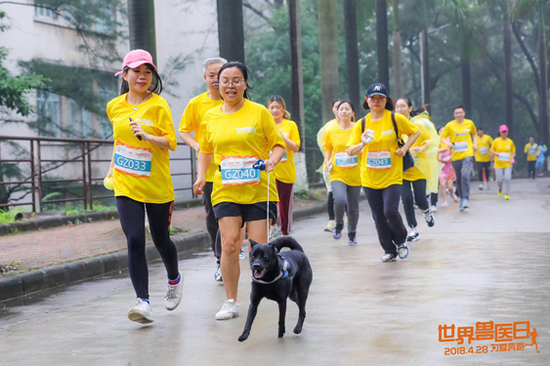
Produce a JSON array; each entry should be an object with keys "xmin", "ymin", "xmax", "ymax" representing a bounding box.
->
[
  {"xmin": 430, "ymin": 205, "xmax": 437, "ymax": 212},
  {"xmin": 214, "ymin": 263, "xmax": 222, "ymax": 281},
  {"xmin": 165, "ymin": 272, "xmax": 184, "ymax": 311},
  {"xmin": 398, "ymin": 244, "xmax": 410, "ymax": 259},
  {"xmin": 478, "ymin": 183, "xmax": 483, "ymax": 190},
  {"xmin": 239, "ymin": 250, "xmax": 246, "ymax": 260},
  {"xmin": 128, "ymin": 299, "xmax": 154, "ymax": 324},
  {"xmin": 270, "ymin": 226, "xmax": 280, "ymax": 238},
  {"xmin": 215, "ymin": 299, "xmax": 239, "ymax": 320},
  {"xmin": 324, "ymin": 220, "xmax": 336, "ymax": 232},
  {"xmin": 407, "ymin": 229, "xmax": 420, "ymax": 242}
]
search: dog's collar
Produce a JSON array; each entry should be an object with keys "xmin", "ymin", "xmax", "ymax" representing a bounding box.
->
[{"xmin": 251, "ymin": 257, "xmax": 290, "ymax": 284}]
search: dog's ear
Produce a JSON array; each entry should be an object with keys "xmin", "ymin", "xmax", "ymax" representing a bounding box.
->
[
  {"xmin": 249, "ymin": 239, "xmax": 258, "ymax": 249},
  {"xmin": 268, "ymin": 242, "xmax": 279, "ymax": 254}
]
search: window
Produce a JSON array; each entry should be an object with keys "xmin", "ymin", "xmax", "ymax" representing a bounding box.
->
[
  {"xmin": 34, "ymin": 4, "xmax": 58, "ymax": 20},
  {"xmin": 68, "ymin": 99, "xmax": 93, "ymax": 137},
  {"xmin": 36, "ymin": 90, "xmax": 61, "ymax": 137}
]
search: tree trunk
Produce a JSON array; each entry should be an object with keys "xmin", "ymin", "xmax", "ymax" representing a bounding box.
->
[
  {"xmin": 376, "ymin": 0, "xmax": 390, "ymax": 93},
  {"xmin": 538, "ymin": 4, "xmax": 549, "ymax": 147},
  {"xmin": 460, "ymin": 44, "xmax": 471, "ymax": 114},
  {"xmin": 288, "ymin": 0, "xmax": 309, "ymax": 190},
  {"xmin": 391, "ymin": 0, "xmax": 402, "ymax": 99},
  {"xmin": 318, "ymin": 0, "xmax": 339, "ymax": 123},
  {"xmin": 217, "ymin": 0, "xmax": 245, "ymax": 63},
  {"xmin": 419, "ymin": 0, "xmax": 429, "ymax": 107},
  {"xmin": 127, "ymin": 0, "xmax": 157, "ymax": 60},
  {"xmin": 503, "ymin": 20, "xmax": 514, "ymax": 134},
  {"xmin": 344, "ymin": 0, "xmax": 360, "ymax": 111}
]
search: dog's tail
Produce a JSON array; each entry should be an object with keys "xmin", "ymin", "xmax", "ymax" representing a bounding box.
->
[{"xmin": 271, "ymin": 236, "xmax": 304, "ymax": 253}]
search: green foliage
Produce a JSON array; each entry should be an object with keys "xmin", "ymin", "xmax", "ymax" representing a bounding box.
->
[{"xmin": 0, "ymin": 12, "xmax": 46, "ymax": 117}]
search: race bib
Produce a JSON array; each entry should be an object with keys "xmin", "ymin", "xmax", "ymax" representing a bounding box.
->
[
  {"xmin": 528, "ymin": 148, "xmax": 537, "ymax": 155},
  {"xmin": 334, "ymin": 152, "xmax": 357, "ymax": 168},
  {"xmin": 114, "ymin": 142, "xmax": 152, "ymax": 178},
  {"xmin": 220, "ymin": 156, "xmax": 261, "ymax": 186},
  {"xmin": 454, "ymin": 141, "xmax": 468, "ymax": 153},
  {"xmin": 479, "ymin": 147, "xmax": 489, "ymax": 155},
  {"xmin": 498, "ymin": 152, "xmax": 510, "ymax": 162},
  {"xmin": 367, "ymin": 150, "xmax": 392, "ymax": 170}
]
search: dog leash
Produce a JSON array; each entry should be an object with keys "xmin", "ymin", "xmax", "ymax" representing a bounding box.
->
[{"xmin": 253, "ymin": 159, "xmax": 271, "ymax": 242}]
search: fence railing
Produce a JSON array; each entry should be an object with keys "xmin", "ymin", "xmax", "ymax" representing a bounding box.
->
[{"xmin": 0, "ymin": 135, "xmax": 196, "ymax": 213}]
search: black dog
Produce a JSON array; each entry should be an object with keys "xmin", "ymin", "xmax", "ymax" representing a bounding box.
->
[{"xmin": 238, "ymin": 236, "xmax": 313, "ymax": 342}]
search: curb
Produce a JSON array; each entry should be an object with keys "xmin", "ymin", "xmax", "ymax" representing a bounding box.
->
[
  {"xmin": 0, "ymin": 198, "xmax": 202, "ymax": 236},
  {"xmin": 0, "ymin": 202, "xmax": 326, "ymax": 303}
]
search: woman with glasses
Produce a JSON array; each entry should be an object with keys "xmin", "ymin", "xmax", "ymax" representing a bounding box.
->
[{"xmin": 193, "ymin": 61, "xmax": 286, "ymax": 320}]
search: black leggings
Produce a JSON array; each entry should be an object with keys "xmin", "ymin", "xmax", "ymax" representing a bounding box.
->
[
  {"xmin": 363, "ymin": 185, "xmax": 407, "ymax": 256},
  {"xmin": 528, "ymin": 161, "xmax": 536, "ymax": 178},
  {"xmin": 117, "ymin": 196, "xmax": 179, "ymax": 300},
  {"xmin": 402, "ymin": 179, "xmax": 429, "ymax": 229},
  {"xmin": 327, "ymin": 191, "xmax": 335, "ymax": 220}
]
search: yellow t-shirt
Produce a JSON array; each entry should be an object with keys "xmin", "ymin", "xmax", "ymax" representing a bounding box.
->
[
  {"xmin": 524, "ymin": 143, "xmax": 539, "ymax": 161},
  {"xmin": 402, "ymin": 126, "xmax": 430, "ymax": 182},
  {"xmin": 324, "ymin": 123, "xmax": 362, "ymax": 187},
  {"xmin": 475, "ymin": 134, "xmax": 494, "ymax": 162},
  {"xmin": 348, "ymin": 110, "xmax": 418, "ymax": 189},
  {"xmin": 178, "ymin": 92, "xmax": 224, "ymax": 182},
  {"xmin": 107, "ymin": 93, "xmax": 177, "ymax": 203},
  {"xmin": 200, "ymin": 100, "xmax": 286, "ymax": 206},
  {"xmin": 491, "ymin": 137, "xmax": 516, "ymax": 169},
  {"xmin": 441, "ymin": 119, "xmax": 477, "ymax": 161},
  {"xmin": 317, "ymin": 119, "xmax": 338, "ymax": 153},
  {"xmin": 274, "ymin": 119, "xmax": 301, "ymax": 184}
]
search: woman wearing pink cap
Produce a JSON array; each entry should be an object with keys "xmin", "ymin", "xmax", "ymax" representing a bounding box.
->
[
  {"xmin": 105, "ymin": 49, "xmax": 182, "ymax": 324},
  {"xmin": 490, "ymin": 125, "xmax": 516, "ymax": 200}
]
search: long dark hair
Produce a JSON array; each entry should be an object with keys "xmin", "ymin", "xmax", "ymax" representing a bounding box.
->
[
  {"xmin": 362, "ymin": 96, "xmax": 394, "ymax": 111},
  {"xmin": 397, "ymin": 98, "xmax": 429, "ymax": 117},
  {"xmin": 120, "ymin": 64, "xmax": 163, "ymax": 95},
  {"xmin": 337, "ymin": 99, "xmax": 356, "ymax": 122},
  {"xmin": 218, "ymin": 61, "xmax": 252, "ymax": 99}
]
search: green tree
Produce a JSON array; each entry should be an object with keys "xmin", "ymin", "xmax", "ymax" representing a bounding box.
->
[{"xmin": 0, "ymin": 10, "xmax": 46, "ymax": 205}]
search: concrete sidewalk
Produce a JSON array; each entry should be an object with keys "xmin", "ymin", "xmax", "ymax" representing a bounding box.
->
[
  {"xmin": 0, "ymin": 178, "xmax": 548, "ymax": 365},
  {"xmin": 0, "ymin": 196, "xmax": 326, "ymax": 302}
]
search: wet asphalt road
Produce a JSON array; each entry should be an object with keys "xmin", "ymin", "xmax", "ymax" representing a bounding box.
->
[{"xmin": 0, "ymin": 178, "xmax": 548, "ymax": 365}]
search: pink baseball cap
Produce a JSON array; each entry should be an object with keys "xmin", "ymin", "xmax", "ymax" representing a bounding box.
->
[
  {"xmin": 499, "ymin": 125, "xmax": 509, "ymax": 133},
  {"xmin": 114, "ymin": 49, "xmax": 157, "ymax": 76}
]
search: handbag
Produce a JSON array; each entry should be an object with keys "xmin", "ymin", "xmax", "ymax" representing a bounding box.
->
[
  {"xmin": 390, "ymin": 111, "xmax": 415, "ymax": 172},
  {"xmin": 362, "ymin": 112, "xmax": 415, "ymax": 172}
]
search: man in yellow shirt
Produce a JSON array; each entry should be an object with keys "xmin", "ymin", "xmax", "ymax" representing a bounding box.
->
[
  {"xmin": 491, "ymin": 125, "xmax": 516, "ymax": 200},
  {"xmin": 474, "ymin": 127, "xmax": 493, "ymax": 190},
  {"xmin": 524, "ymin": 137, "xmax": 540, "ymax": 179},
  {"xmin": 178, "ymin": 57, "xmax": 227, "ymax": 281},
  {"xmin": 441, "ymin": 106, "xmax": 478, "ymax": 211}
]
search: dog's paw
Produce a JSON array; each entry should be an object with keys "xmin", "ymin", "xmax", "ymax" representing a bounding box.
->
[{"xmin": 293, "ymin": 325, "xmax": 303, "ymax": 334}]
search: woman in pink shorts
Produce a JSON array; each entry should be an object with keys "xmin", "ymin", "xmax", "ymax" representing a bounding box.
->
[{"xmin": 438, "ymin": 128, "xmax": 458, "ymax": 207}]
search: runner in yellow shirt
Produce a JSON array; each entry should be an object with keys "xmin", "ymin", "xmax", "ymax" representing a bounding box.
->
[
  {"xmin": 347, "ymin": 83, "xmax": 420, "ymax": 262},
  {"xmin": 179, "ymin": 57, "xmax": 227, "ymax": 282},
  {"xmin": 394, "ymin": 99, "xmax": 438, "ymax": 242},
  {"xmin": 324, "ymin": 100, "xmax": 362, "ymax": 245},
  {"xmin": 193, "ymin": 62, "xmax": 286, "ymax": 320},
  {"xmin": 475, "ymin": 127, "xmax": 493, "ymax": 190},
  {"xmin": 441, "ymin": 106, "xmax": 478, "ymax": 211},
  {"xmin": 524, "ymin": 137, "xmax": 540, "ymax": 179},
  {"xmin": 268, "ymin": 95, "xmax": 301, "ymax": 237},
  {"xmin": 317, "ymin": 99, "xmax": 343, "ymax": 232},
  {"xmin": 105, "ymin": 49, "xmax": 182, "ymax": 324},
  {"xmin": 491, "ymin": 125, "xmax": 516, "ymax": 200}
]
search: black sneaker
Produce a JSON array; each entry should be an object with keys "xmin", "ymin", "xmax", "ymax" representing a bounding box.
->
[
  {"xmin": 423, "ymin": 210, "xmax": 435, "ymax": 227},
  {"xmin": 348, "ymin": 232, "xmax": 357, "ymax": 245}
]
